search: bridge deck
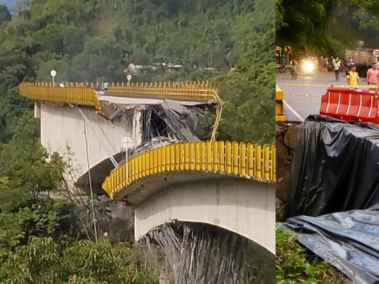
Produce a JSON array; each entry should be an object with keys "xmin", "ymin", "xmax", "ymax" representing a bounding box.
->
[
  {"xmin": 102, "ymin": 141, "xmax": 275, "ymax": 199},
  {"xmin": 97, "ymin": 94, "xmax": 210, "ymax": 106}
]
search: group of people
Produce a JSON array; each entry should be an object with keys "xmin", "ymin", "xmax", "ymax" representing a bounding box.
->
[
  {"xmin": 326, "ymin": 56, "xmax": 359, "ymax": 86},
  {"xmin": 337, "ymin": 59, "xmax": 379, "ymax": 88},
  {"xmin": 281, "ymin": 52, "xmax": 379, "ymax": 88}
]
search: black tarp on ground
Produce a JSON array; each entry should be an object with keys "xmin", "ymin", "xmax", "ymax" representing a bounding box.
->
[
  {"xmin": 279, "ymin": 205, "xmax": 379, "ymax": 284},
  {"xmin": 285, "ymin": 115, "xmax": 379, "ymax": 219}
]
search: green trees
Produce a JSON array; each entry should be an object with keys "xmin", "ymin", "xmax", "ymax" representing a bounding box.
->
[
  {"xmin": 1, "ymin": 0, "xmax": 274, "ymax": 142},
  {"xmin": 216, "ymin": 0, "xmax": 275, "ymax": 143},
  {"xmin": 277, "ymin": 0, "xmax": 379, "ymax": 55},
  {"xmin": 0, "ymin": 238, "xmax": 157, "ymax": 283},
  {"xmin": 0, "ymin": 101, "xmax": 157, "ymax": 283},
  {"xmin": 0, "ymin": 5, "xmax": 11, "ymax": 24}
]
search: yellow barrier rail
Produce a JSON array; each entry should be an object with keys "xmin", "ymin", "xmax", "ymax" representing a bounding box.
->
[
  {"xmin": 102, "ymin": 141, "xmax": 276, "ymax": 199},
  {"xmin": 19, "ymin": 81, "xmax": 223, "ymax": 141},
  {"xmin": 19, "ymin": 82, "xmax": 102, "ymax": 111},
  {"xmin": 107, "ymin": 81, "xmax": 220, "ymax": 103},
  {"xmin": 276, "ymin": 85, "xmax": 287, "ymax": 122}
]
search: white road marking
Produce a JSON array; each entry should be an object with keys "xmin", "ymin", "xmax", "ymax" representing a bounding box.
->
[{"xmin": 283, "ymin": 100, "xmax": 304, "ymax": 121}]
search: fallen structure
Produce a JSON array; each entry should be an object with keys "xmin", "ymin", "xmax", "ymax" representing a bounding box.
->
[
  {"xmin": 75, "ymin": 98, "xmax": 214, "ymax": 194},
  {"xmin": 285, "ymin": 115, "xmax": 379, "ymax": 218},
  {"xmin": 282, "ymin": 115, "xmax": 379, "ymax": 283},
  {"xmin": 279, "ymin": 206, "xmax": 379, "ymax": 284}
]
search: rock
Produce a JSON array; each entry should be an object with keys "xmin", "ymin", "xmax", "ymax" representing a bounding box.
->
[
  {"xmin": 284, "ymin": 124, "xmax": 299, "ymax": 149},
  {"xmin": 276, "ymin": 124, "xmax": 284, "ymax": 136}
]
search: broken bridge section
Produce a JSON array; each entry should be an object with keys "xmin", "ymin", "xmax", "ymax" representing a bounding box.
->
[
  {"xmin": 18, "ymin": 81, "xmax": 276, "ymax": 259},
  {"xmin": 101, "ymin": 141, "xmax": 276, "ymax": 254},
  {"xmin": 18, "ymin": 81, "xmax": 217, "ymax": 196}
]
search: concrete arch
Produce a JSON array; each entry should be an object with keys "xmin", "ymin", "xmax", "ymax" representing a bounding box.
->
[{"xmin": 133, "ymin": 178, "xmax": 275, "ymax": 254}]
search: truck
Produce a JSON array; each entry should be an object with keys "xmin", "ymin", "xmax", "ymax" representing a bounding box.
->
[{"xmin": 345, "ymin": 48, "xmax": 377, "ymax": 77}]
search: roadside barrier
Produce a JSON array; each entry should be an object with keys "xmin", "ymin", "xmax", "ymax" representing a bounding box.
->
[
  {"xmin": 320, "ymin": 87, "xmax": 379, "ymax": 123},
  {"xmin": 276, "ymin": 85, "xmax": 287, "ymax": 121}
]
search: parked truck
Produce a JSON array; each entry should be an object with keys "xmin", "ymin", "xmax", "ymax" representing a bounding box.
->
[{"xmin": 345, "ymin": 48, "xmax": 377, "ymax": 77}]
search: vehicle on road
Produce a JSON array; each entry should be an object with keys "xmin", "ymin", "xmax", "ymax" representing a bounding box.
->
[
  {"xmin": 345, "ymin": 48, "xmax": 377, "ymax": 77},
  {"xmin": 302, "ymin": 60, "xmax": 315, "ymax": 76}
]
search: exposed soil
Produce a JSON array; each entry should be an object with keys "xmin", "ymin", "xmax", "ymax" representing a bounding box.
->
[{"xmin": 276, "ymin": 122, "xmax": 299, "ymax": 219}]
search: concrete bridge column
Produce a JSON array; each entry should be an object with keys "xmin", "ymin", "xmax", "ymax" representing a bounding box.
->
[
  {"xmin": 38, "ymin": 103, "xmax": 142, "ymax": 193},
  {"xmin": 134, "ymin": 178, "xmax": 275, "ymax": 254}
]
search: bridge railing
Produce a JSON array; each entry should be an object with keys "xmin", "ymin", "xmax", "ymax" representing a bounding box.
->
[
  {"xmin": 102, "ymin": 141, "xmax": 276, "ymax": 199},
  {"xmin": 106, "ymin": 81, "xmax": 220, "ymax": 102},
  {"xmin": 19, "ymin": 80, "xmax": 223, "ymax": 140},
  {"xmin": 19, "ymin": 81, "xmax": 219, "ymax": 102},
  {"xmin": 19, "ymin": 82, "xmax": 102, "ymax": 111}
]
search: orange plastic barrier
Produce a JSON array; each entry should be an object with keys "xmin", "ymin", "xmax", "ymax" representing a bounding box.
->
[{"xmin": 320, "ymin": 87, "xmax": 379, "ymax": 124}]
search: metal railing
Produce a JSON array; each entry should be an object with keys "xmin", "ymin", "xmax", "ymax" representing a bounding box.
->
[
  {"xmin": 19, "ymin": 81, "xmax": 219, "ymax": 102},
  {"xmin": 18, "ymin": 81, "xmax": 223, "ymax": 141},
  {"xmin": 106, "ymin": 81, "xmax": 220, "ymax": 102},
  {"xmin": 19, "ymin": 82, "xmax": 102, "ymax": 111},
  {"xmin": 276, "ymin": 85, "xmax": 287, "ymax": 122},
  {"xmin": 102, "ymin": 141, "xmax": 276, "ymax": 199}
]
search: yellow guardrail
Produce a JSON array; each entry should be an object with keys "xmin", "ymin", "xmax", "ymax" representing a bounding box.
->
[
  {"xmin": 107, "ymin": 81, "xmax": 220, "ymax": 102},
  {"xmin": 19, "ymin": 81, "xmax": 223, "ymax": 142},
  {"xmin": 19, "ymin": 82, "xmax": 102, "ymax": 111},
  {"xmin": 102, "ymin": 141, "xmax": 276, "ymax": 199},
  {"xmin": 276, "ymin": 85, "xmax": 287, "ymax": 122}
]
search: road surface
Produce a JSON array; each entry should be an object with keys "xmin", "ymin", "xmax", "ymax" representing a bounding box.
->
[
  {"xmin": 96, "ymin": 91, "xmax": 210, "ymax": 106},
  {"xmin": 276, "ymin": 69, "xmax": 368, "ymax": 122}
]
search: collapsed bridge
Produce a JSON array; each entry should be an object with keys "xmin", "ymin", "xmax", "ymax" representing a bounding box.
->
[{"xmin": 19, "ymin": 80, "xmax": 276, "ymax": 282}]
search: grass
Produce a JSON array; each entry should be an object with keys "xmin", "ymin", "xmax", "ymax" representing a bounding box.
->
[{"xmin": 276, "ymin": 228, "xmax": 350, "ymax": 284}]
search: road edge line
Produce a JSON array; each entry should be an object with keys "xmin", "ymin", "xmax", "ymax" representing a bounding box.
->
[{"xmin": 283, "ymin": 100, "xmax": 304, "ymax": 121}]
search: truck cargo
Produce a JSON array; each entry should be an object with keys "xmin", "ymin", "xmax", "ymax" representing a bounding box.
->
[{"xmin": 345, "ymin": 48, "xmax": 377, "ymax": 76}]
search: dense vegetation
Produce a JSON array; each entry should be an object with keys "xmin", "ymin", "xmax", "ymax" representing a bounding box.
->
[
  {"xmin": 0, "ymin": 0, "xmax": 274, "ymax": 282},
  {"xmin": 276, "ymin": 228, "xmax": 348, "ymax": 284},
  {"xmin": 276, "ymin": 0, "xmax": 379, "ymax": 56}
]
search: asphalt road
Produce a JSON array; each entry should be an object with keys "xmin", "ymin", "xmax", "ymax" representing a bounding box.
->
[{"xmin": 276, "ymin": 69, "xmax": 366, "ymax": 121}]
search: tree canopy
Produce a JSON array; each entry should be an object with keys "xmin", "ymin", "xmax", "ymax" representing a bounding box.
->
[{"xmin": 276, "ymin": 0, "xmax": 379, "ymax": 56}]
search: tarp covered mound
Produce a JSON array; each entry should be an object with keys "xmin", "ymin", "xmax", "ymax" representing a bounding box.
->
[
  {"xmin": 285, "ymin": 115, "xmax": 379, "ymax": 219},
  {"xmin": 279, "ymin": 205, "xmax": 379, "ymax": 284},
  {"xmin": 282, "ymin": 115, "xmax": 379, "ymax": 283}
]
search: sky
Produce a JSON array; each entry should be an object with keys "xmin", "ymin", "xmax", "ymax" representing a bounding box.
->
[{"xmin": 0, "ymin": 0, "xmax": 17, "ymax": 7}]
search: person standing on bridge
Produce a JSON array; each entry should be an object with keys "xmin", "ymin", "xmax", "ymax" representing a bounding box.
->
[
  {"xmin": 319, "ymin": 57, "xmax": 324, "ymax": 71},
  {"xmin": 347, "ymin": 66, "xmax": 359, "ymax": 87},
  {"xmin": 290, "ymin": 59, "xmax": 298, "ymax": 79},
  {"xmin": 333, "ymin": 60, "xmax": 340, "ymax": 81},
  {"xmin": 104, "ymin": 82, "xmax": 109, "ymax": 94},
  {"xmin": 280, "ymin": 55, "xmax": 286, "ymax": 73},
  {"xmin": 366, "ymin": 63, "xmax": 379, "ymax": 88}
]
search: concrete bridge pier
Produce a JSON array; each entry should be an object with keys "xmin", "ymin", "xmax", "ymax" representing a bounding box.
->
[{"xmin": 134, "ymin": 178, "xmax": 275, "ymax": 254}]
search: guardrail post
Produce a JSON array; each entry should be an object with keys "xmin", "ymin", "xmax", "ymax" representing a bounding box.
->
[{"xmin": 276, "ymin": 85, "xmax": 287, "ymax": 122}]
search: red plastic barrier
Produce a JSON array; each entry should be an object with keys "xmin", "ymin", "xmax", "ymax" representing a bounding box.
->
[{"xmin": 320, "ymin": 87, "xmax": 379, "ymax": 124}]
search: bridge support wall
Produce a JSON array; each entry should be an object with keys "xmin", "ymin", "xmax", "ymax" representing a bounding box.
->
[
  {"xmin": 39, "ymin": 103, "xmax": 140, "ymax": 183},
  {"xmin": 134, "ymin": 178, "xmax": 275, "ymax": 254}
]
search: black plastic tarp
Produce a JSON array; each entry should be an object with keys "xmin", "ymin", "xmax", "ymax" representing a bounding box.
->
[
  {"xmin": 285, "ymin": 115, "xmax": 379, "ymax": 219},
  {"xmin": 279, "ymin": 205, "xmax": 379, "ymax": 284}
]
